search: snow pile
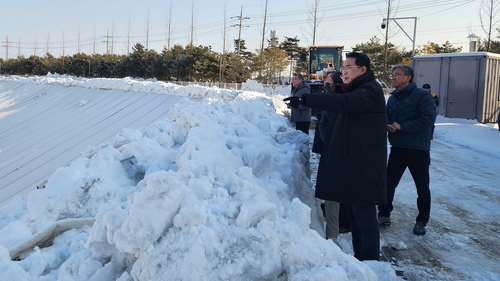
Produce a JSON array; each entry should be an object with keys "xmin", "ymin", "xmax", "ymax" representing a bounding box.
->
[
  {"xmin": 0, "ymin": 74, "xmax": 241, "ymax": 101},
  {"xmin": 241, "ymin": 79, "xmax": 291, "ymax": 96},
  {"xmin": 0, "ymin": 78, "xmax": 398, "ymax": 280}
]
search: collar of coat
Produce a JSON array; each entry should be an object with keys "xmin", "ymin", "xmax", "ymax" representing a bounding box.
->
[
  {"xmin": 343, "ymin": 71, "xmax": 376, "ymax": 92},
  {"xmin": 293, "ymin": 81, "xmax": 311, "ymax": 92},
  {"xmin": 392, "ymin": 83, "xmax": 417, "ymax": 99}
]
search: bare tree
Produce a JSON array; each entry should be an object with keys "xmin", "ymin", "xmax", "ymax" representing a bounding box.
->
[
  {"xmin": 61, "ymin": 31, "xmax": 66, "ymax": 69},
  {"xmin": 305, "ymin": 0, "xmax": 325, "ymax": 45},
  {"xmin": 92, "ymin": 25, "xmax": 97, "ymax": 55},
  {"xmin": 33, "ymin": 35, "xmax": 38, "ymax": 56},
  {"xmin": 479, "ymin": 0, "xmax": 500, "ymax": 52},
  {"xmin": 111, "ymin": 21, "xmax": 116, "ymax": 55},
  {"xmin": 77, "ymin": 26, "xmax": 82, "ymax": 54},
  {"xmin": 124, "ymin": 16, "xmax": 132, "ymax": 55},
  {"xmin": 45, "ymin": 33, "xmax": 50, "ymax": 55},
  {"xmin": 17, "ymin": 37, "xmax": 21, "ymax": 73},
  {"xmin": 164, "ymin": 0, "xmax": 174, "ymax": 50},
  {"xmin": 259, "ymin": 0, "xmax": 269, "ymax": 79}
]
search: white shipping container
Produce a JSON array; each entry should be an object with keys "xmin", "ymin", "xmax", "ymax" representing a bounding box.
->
[{"xmin": 411, "ymin": 52, "xmax": 500, "ymax": 123}]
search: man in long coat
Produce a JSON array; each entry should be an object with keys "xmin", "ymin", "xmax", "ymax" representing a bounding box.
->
[{"xmin": 284, "ymin": 52, "xmax": 387, "ymax": 261}]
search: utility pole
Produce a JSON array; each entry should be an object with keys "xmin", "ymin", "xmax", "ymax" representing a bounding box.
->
[
  {"xmin": 383, "ymin": 0, "xmax": 391, "ymax": 83},
  {"xmin": 259, "ymin": 0, "xmax": 269, "ymax": 80},
  {"xmin": 101, "ymin": 30, "xmax": 112, "ymax": 55},
  {"xmin": 2, "ymin": 36, "xmax": 11, "ymax": 60},
  {"xmin": 231, "ymin": 6, "xmax": 249, "ymax": 55}
]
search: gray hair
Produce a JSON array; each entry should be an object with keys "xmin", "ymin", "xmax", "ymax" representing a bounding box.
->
[
  {"xmin": 391, "ymin": 64, "xmax": 414, "ymax": 83},
  {"xmin": 293, "ymin": 73, "xmax": 304, "ymax": 81}
]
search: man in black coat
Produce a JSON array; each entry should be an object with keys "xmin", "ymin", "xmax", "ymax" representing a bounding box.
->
[{"xmin": 284, "ymin": 52, "xmax": 387, "ymax": 261}]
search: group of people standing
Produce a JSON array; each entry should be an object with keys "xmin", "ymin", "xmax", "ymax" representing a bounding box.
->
[{"xmin": 284, "ymin": 52, "xmax": 437, "ymax": 261}]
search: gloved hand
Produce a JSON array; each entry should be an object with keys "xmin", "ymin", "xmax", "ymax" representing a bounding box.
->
[{"xmin": 283, "ymin": 96, "xmax": 304, "ymax": 109}]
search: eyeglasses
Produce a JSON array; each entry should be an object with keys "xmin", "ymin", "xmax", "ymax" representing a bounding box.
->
[
  {"xmin": 340, "ymin": 65, "xmax": 361, "ymax": 72},
  {"xmin": 390, "ymin": 73, "xmax": 408, "ymax": 78}
]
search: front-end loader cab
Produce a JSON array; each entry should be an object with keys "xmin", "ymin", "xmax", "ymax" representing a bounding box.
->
[{"xmin": 300, "ymin": 45, "xmax": 344, "ymax": 94}]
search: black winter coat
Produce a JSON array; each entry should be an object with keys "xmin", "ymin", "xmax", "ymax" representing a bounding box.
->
[{"xmin": 302, "ymin": 71, "xmax": 387, "ymax": 206}]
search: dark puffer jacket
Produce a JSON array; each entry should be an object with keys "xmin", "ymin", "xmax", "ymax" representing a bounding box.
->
[
  {"xmin": 302, "ymin": 71, "xmax": 387, "ymax": 206},
  {"xmin": 387, "ymin": 83, "xmax": 437, "ymax": 151}
]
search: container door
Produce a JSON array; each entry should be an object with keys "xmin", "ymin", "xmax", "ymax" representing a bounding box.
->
[{"xmin": 445, "ymin": 58, "xmax": 479, "ymax": 119}]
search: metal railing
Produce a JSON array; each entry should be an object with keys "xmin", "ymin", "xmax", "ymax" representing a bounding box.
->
[
  {"xmin": 164, "ymin": 81, "xmax": 243, "ymax": 90},
  {"xmin": 163, "ymin": 80, "xmax": 289, "ymax": 92}
]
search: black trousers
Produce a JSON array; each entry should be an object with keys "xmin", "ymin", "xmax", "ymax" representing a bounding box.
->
[
  {"xmin": 295, "ymin": 121, "xmax": 310, "ymax": 135},
  {"xmin": 378, "ymin": 147, "xmax": 431, "ymax": 224},
  {"xmin": 339, "ymin": 203, "xmax": 350, "ymax": 229},
  {"xmin": 345, "ymin": 204, "xmax": 380, "ymax": 261}
]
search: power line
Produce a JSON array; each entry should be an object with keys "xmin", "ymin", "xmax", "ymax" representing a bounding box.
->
[{"xmin": 1, "ymin": 0, "xmax": 478, "ymax": 57}]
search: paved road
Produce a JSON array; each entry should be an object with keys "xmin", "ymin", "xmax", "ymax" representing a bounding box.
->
[{"xmin": 380, "ymin": 138, "xmax": 500, "ymax": 280}]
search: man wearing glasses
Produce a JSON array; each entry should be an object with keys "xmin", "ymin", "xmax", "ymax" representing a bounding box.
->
[
  {"xmin": 283, "ymin": 52, "xmax": 387, "ymax": 261},
  {"xmin": 377, "ymin": 64, "xmax": 436, "ymax": 236}
]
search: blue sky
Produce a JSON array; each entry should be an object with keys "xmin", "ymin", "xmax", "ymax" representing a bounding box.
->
[{"xmin": 1, "ymin": 0, "xmax": 482, "ymax": 59}]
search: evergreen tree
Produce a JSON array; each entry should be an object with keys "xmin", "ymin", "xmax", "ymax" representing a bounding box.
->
[
  {"xmin": 223, "ymin": 52, "xmax": 252, "ymax": 83},
  {"xmin": 418, "ymin": 41, "xmax": 462, "ymax": 54},
  {"xmin": 353, "ymin": 36, "xmax": 404, "ymax": 84},
  {"xmin": 191, "ymin": 45, "xmax": 219, "ymax": 82},
  {"xmin": 477, "ymin": 38, "xmax": 500, "ymax": 53},
  {"xmin": 279, "ymin": 36, "xmax": 306, "ymax": 80},
  {"xmin": 233, "ymin": 39, "xmax": 254, "ymax": 59}
]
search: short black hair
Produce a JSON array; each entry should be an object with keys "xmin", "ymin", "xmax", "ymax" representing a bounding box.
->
[
  {"xmin": 422, "ymin": 83, "xmax": 431, "ymax": 89},
  {"xmin": 391, "ymin": 64, "xmax": 414, "ymax": 83},
  {"xmin": 345, "ymin": 52, "xmax": 371, "ymax": 71}
]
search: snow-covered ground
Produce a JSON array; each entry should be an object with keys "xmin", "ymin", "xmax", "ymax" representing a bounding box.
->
[{"xmin": 0, "ymin": 74, "xmax": 499, "ymax": 280}]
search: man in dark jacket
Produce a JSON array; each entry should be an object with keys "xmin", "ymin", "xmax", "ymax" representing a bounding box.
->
[
  {"xmin": 284, "ymin": 52, "xmax": 387, "ymax": 261},
  {"xmin": 377, "ymin": 65, "xmax": 437, "ymax": 236},
  {"xmin": 288, "ymin": 73, "xmax": 311, "ymax": 134}
]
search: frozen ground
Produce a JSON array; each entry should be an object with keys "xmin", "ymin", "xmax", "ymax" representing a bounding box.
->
[{"xmin": 310, "ymin": 115, "xmax": 500, "ymax": 281}]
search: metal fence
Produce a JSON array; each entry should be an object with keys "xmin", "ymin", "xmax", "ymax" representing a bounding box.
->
[
  {"xmin": 164, "ymin": 81, "xmax": 242, "ymax": 90},
  {"xmin": 164, "ymin": 81, "xmax": 287, "ymax": 91}
]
